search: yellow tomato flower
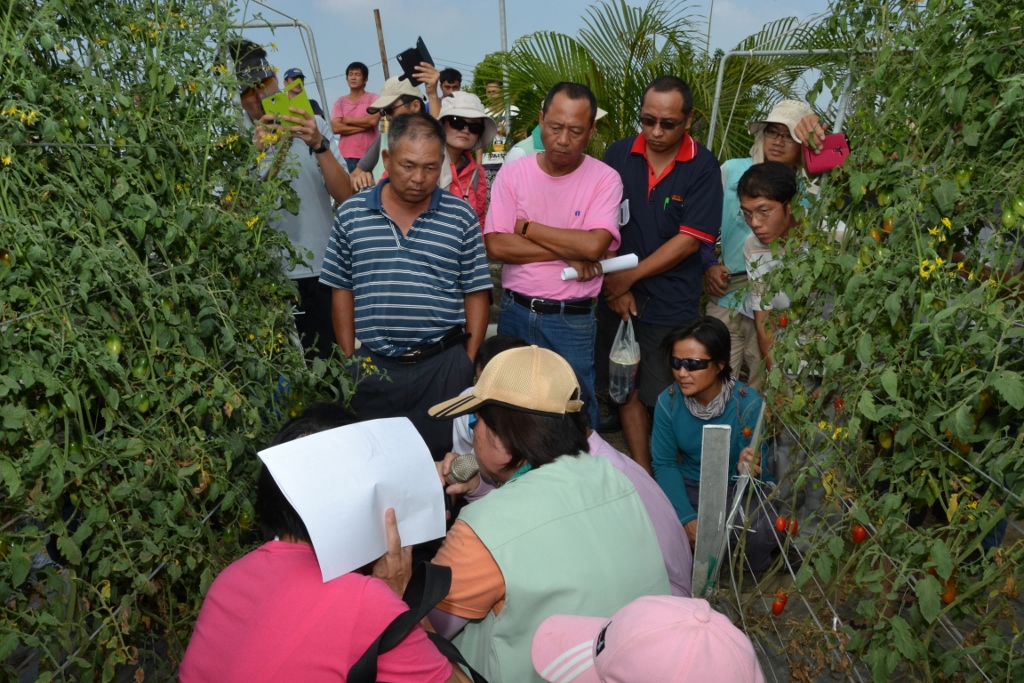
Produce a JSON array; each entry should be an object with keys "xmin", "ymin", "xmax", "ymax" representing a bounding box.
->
[
  {"xmin": 928, "ymin": 227, "xmax": 940, "ymax": 236},
  {"xmin": 0, "ymin": 155, "xmax": 10, "ymax": 166},
  {"xmin": 935, "ymin": 257, "xmax": 944, "ymax": 267},
  {"xmin": 941, "ymin": 217, "xmax": 952, "ymax": 228}
]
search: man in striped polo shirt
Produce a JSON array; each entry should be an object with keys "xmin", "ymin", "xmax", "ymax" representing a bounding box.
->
[{"xmin": 320, "ymin": 113, "xmax": 492, "ymax": 459}]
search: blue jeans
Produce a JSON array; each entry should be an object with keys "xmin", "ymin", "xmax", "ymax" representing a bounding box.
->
[{"xmin": 497, "ymin": 291, "xmax": 600, "ymax": 428}]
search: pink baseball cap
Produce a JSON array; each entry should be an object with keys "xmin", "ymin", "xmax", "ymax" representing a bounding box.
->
[{"xmin": 532, "ymin": 596, "xmax": 765, "ymax": 683}]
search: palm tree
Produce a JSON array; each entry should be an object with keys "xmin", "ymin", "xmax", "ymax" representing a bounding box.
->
[{"xmin": 478, "ymin": 0, "xmax": 834, "ymax": 160}]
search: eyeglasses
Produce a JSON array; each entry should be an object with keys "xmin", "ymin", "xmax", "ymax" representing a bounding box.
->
[
  {"xmin": 669, "ymin": 357, "xmax": 713, "ymax": 372},
  {"xmin": 739, "ymin": 205, "xmax": 784, "ymax": 223},
  {"xmin": 763, "ymin": 126, "xmax": 797, "ymax": 143},
  {"xmin": 381, "ymin": 101, "xmax": 409, "ymax": 118},
  {"xmin": 445, "ymin": 116, "xmax": 485, "ymax": 135},
  {"xmin": 640, "ymin": 115, "xmax": 684, "ymax": 131}
]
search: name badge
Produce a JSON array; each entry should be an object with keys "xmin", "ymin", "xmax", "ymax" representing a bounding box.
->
[{"xmin": 618, "ymin": 199, "xmax": 630, "ymax": 226}]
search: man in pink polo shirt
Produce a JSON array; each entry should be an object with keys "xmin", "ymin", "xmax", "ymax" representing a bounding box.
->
[
  {"xmin": 331, "ymin": 61, "xmax": 380, "ymax": 173},
  {"xmin": 484, "ymin": 82, "xmax": 623, "ymax": 428}
]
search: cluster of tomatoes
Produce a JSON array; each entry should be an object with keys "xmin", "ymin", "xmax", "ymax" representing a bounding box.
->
[{"xmin": 1000, "ymin": 182, "xmax": 1024, "ymax": 229}]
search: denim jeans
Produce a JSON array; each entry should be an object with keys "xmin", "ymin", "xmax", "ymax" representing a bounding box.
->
[{"xmin": 496, "ymin": 291, "xmax": 600, "ymax": 428}]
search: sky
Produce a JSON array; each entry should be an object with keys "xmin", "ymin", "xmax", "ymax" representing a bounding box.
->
[{"xmin": 234, "ymin": 0, "xmax": 832, "ymax": 108}]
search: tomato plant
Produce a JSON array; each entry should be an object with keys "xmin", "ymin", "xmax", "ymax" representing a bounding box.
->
[{"xmin": 0, "ymin": 2, "xmax": 358, "ymax": 679}]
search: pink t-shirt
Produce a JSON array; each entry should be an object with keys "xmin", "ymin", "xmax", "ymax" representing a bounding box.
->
[
  {"xmin": 484, "ymin": 154, "xmax": 622, "ymax": 300},
  {"xmin": 179, "ymin": 541, "xmax": 451, "ymax": 683},
  {"xmin": 331, "ymin": 92, "xmax": 380, "ymax": 159}
]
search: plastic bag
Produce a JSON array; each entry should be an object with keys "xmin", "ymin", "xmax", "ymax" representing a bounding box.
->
[{"xmin": 608, "ymin": 318, "xmax": 641, "ymax": 404}]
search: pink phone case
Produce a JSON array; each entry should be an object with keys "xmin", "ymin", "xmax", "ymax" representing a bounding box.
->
[{"xmin": 803, "ymin": 133, "xmax": 850, "ymax": 174}]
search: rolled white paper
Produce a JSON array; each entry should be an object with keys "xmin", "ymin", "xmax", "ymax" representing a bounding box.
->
[{"xmin": 560, "ymin": 253, "xmax": 639, "ymax": 281}]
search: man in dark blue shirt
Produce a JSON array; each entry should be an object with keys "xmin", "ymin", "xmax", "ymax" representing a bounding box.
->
[{"xmin": 597, "ymin": 76, "xmax": 723, "ymax": 472}]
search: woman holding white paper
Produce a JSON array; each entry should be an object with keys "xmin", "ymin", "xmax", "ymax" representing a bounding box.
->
[{"xmin": 180, "ymin": 404, "xmax": 468, "ymax": 683}]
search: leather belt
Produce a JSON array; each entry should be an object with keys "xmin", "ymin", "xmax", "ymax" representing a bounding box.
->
[
  {"xmin": 508, "ymin": 290, "xmax": 595, "ymax": 316},
  {"xmin": 396, "ymin": 326, "xmax": 470, "ymax": 364}
]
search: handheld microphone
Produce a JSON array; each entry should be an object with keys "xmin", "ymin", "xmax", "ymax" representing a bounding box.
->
[{"xmin": 446, "ymin": 453, "xmax": 479, "ymax": 485}]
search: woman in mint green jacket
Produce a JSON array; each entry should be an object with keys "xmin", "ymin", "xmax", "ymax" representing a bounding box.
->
[{"xmin": 651, "ymin": 316, "xmax": 780, "ymax": 572}]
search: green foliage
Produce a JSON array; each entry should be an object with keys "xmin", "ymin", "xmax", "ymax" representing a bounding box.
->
[
  {"xmin": 482, "ymin": 0, "xmax": 828, "ymax": 159},
  {"xmin": 759, "ymin": 0, "xmax": 1024, "ymax": 679},
  {"xmin": 0, "ymin": 0, "xmax": 353, "ymax": 678}
]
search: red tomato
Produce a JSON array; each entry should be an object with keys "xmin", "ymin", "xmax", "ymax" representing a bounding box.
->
[
  {"xmin": 772, "ymin": 597, "xmax": 786, "ymax": 615},
  {"xmin": 941, "ymin": 579, "xmax": 956, "ymax": 604},
  {"xmin": 852, "ymin": 524, "xmax": 868, "ymax": 544},
  {"xmin": 788, "ymin": 518, "xmax": 799, "ymax": 535},
  {"xmin": 778, "ymin": 313, "xmax": 789, "ymax": 328},
  {"xmin": 742, "ymin": 427, "xmax": 752, "ymax": 438},
  {"xmin": 833, "ymin": 396, "xmax": 845, "ymax": 413},
  {"xmin": 775, "ymin": 589, "xmax": 789, "ymax": 606},
  {"xmin": 775, "ymin": 516, "xmax": 788, "ymax": 533}
]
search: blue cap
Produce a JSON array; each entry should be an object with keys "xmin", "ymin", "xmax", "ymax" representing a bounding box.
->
[{"xmin": 283, "ymin": 67, "xmax": 305, "ymax": 81}]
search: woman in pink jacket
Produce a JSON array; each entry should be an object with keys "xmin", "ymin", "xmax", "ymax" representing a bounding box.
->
[{"xmin": 436, "ymin": 92, "xmax": 495, "ymax": 229}]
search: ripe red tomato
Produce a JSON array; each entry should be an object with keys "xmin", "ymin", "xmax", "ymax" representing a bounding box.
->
[
  {"xmin": 778, "ymin": 313, "xmax": 789, "ymax": 328},
  {"xmin": 772, "ymin": 596, "xmax": 786, "ymax": 615},
  {"xmin": 852, "ymin": 524, "xmax": 868, "ymax": 544},
  {"xmin": 883, "ymin": 216, "xmax": 894, "ymax": 233},
  {"xmin": 833, "ymin": 396, "xmax": 845, "ymax": 413},
  {"xmin": 941, "ymin": 579, "xmax": 956, "ymax": 604},
  {"xmin": 788, "ymin": 518, "xmax": 799, "ymax": 535},
  {"xmin": 775, "ymin": 516, "xmax": 788, "ymax": 533},
  {"xmin": 742, "ymin": 427, "xmax": 752, "ymax": 439}
]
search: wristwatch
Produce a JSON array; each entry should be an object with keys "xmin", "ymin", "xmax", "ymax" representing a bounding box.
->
[{"xmin": 311, "ymin": 136, "xmax": 331, "ymax": 155}]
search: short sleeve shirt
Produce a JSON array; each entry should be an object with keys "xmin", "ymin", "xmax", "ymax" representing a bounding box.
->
[
  {"xmin": 743, "ymin": 234, "xmax": 789, "ymax": 312},
  {"xmin": 180, "ymin": 542, "xmax": 451, "ymax": 683},
  {"xmin": 331, "ymin": 92, "xmax": 379, "ymax": 159},
  {"xmin": 483, "ymin": 154, "xmax": 622, "ymax": 300},
  {"xmin": 319, "ymin": 182, "xmax": 493, "ymax": 356},
  {"xmin": 602, "ymin": 134, "xmax": 723, "ymax": 326}
]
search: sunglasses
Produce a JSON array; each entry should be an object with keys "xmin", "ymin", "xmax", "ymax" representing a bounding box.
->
[
  {"xmin": 446, "ymin": 116, "xmax": 485, "ymax": 135},
  {"xmin": 381, "ymin": 102, "xmax": 407, "ymax": 118},
  {"xmin": 640, "ymin": 115, "xmax": 684, "ymax": 131},
  {"xmin": 669, "ymin": 356, "xmax": 713, "ymax": 372}
]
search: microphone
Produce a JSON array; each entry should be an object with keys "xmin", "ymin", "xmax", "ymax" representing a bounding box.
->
[{"xmin": 446, "ymin": 453, "xmax": 479, "ymax": 485}]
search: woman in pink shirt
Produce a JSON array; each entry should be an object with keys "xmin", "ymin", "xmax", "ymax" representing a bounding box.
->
[
  {"xmin": 179, "ymin": 404, "xmax": 464, "ymax": 683},
  {"xmin": 437, "ymin": 92, "xmax": 496, "ymax": 229},
  {"xmin": 331, "ymin": 62, "xmax": 381, "ymax": 172}
]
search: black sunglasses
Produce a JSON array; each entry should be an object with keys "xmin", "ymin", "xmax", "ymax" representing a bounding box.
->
[
  {"xmin": 669, "ymin": 356, "xmax": 713, "ymax": 372},
  {"xmin": 640, "ymin": 115, "xmax": 684, "ymax": 131},
  {"xmin": 445, "ymin": 116, "xmax": 485, "ymax": 135}
]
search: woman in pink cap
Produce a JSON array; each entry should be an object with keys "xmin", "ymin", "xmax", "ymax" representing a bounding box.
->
[{"xmin": 532, "ymin": 595, "xmax": 766, "ymax": 683}]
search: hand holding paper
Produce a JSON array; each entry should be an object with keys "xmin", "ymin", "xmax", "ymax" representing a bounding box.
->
[
  {"xmin": 561, "ymin": 253, "xmax": 638, "ymax": 281},
  {"xmin": 258, "ymin": 417, "xmax": 446, "ymax": 583}
]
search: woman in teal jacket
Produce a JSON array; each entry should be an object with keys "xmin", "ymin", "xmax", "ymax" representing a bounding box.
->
[{"xmin": 651, "ymin": 316, "xmax": 780, "ymax": 572}]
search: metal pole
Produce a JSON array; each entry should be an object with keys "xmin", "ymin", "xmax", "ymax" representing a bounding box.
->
[
  {"xmin": 374, "ymin": 10, "xmax": 390, "ymax": 79},
  {"xmin": 233, "ymin": 20, "xmax": 328, "ymax": 108},
  {"xmin": 499, "ymin": 0, "xmax": 510, "ymax": 134}
]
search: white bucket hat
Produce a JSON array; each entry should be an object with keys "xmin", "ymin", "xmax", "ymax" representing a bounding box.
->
[
  {"xmin": 748, "ymin": 99, "xmax": 813, "ymax": 162},
  {"xmin": 438, "ymin": 91, "xmax": 498, "ymax": 150}
]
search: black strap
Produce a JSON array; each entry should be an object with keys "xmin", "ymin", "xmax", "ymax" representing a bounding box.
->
[{"xmin": 348, "ymin": 563, "xmax": 489, "ymax": 683}]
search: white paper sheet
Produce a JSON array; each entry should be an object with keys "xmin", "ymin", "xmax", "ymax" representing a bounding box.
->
[
  {"xmin": 258, "ymin": 417, "xmax": 446, "ymax": 583},
  {"xmin": 560, "ymin": 253, "xmax": 639, "ymax": 281}
]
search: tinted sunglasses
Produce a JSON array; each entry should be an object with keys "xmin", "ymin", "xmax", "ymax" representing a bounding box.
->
[
  {"xmin": 640, "ymin": 115, "xmax": 684, "ymax": 131},
  {"xmin": 669, "ymin": 356, "xmax": 713, "ymax": 372},
  {"xmin": 446, "ymin": 116, "xmax": 485, "ymax": 135}
]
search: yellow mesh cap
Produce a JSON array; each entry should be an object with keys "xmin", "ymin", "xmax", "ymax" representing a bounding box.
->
[{"xmin": 428, "ymin": 346, "xmax": 584, "ymax": 419}]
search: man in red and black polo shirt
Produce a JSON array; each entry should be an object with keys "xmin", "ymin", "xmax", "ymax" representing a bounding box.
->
[{"xmin": 597, "ymin": 76, "xmax": 723, "ymax": 473}]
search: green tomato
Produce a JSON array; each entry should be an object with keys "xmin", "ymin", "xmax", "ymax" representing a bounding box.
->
[
  {"xmin": 1013, "ymin": 196, "xmax": 1024, "ymax": 217},
  {"xmin": 105, "ymin": 335, "xmax": 123, "ymax": 356},
  {"xmin": 222, "ymin": 528, "xmax": 236, "ymax": 544},
  {"xmin": 954, "ymin": 166, "xmax": 973, "ymax": 188},
  {"xmin": 153, "ymin": 169, "xmax": 163, "ymax": 182},
  {"xmin": 1002, "ymin": 208, "xmax": 1017, "ymax": 229},
  {"xmin": 114, "ymin": 136, "xmax": 127, "ymax": 147},
  {"xmin": 136, "ymin": 395, "xmax": 150, "ymax": 414},
  {"xmin": 68, "ymin": 439, "xmax": 83, "ymax": 456},
  {"xmin": 239, "ymin": 512, "xmax": 253, "ymax": 530},
  {"xmin": 76, "ymin": 116, "xmax": 88, "ymax": 131},
  {"xmin": 877, "ymin": 189, "xmax": 894, "ymax": 207},
  {"xmin": 0, "ymin": 248, "xmax": 9, "ymax": 267},
  {"xmin": 98, "ymin": 145, "xmax": 110, "ymax": 159},
  {"xmin": 132, "ymin": 357, "xmax": 150, "ymax": 379}
]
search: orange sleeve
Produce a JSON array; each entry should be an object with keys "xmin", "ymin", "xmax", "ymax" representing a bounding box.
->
[{"xmin": 431, "ymin": 520, "xmax": 506, "ymax": 619}]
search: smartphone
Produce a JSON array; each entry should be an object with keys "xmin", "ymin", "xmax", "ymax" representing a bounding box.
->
[
  {"xmin": 396, "ymin": 37, "xmax": 434, "ymax": 85},
  {"xmin": 803, "ymin": 133, "xmax": 850, "ymax": 174},
  {"xmin": 261, "ymin": 78, "xmax": 315, "ymax": 125}
]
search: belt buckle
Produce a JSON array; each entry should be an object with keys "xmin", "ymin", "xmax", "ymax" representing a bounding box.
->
[
  {"xmin": 529, "ymin": 297, "xmax": 541, "ymax": 313},
  {"xmin": 400, "ymin": 349, "xmax": 422, "ymax": 364}
]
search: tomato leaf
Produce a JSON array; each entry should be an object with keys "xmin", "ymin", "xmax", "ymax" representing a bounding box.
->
[
  {"xmin": 880, "ymin": 367, "xmax": 899, "ymax": 399},
  {"xmin": 931, "ymin": 539, "xmax": 953, "ymax": 581},
  {"xmin": 916, "ymin": 574, "xmax": 943, "ymax": 623},
  {"xmin": 990, "ymin": 370, "xmax": 1024, "ymax": 410},
  {"xmin": 889, "ymin": 615, "xmax": 920, "ymax": 660}
]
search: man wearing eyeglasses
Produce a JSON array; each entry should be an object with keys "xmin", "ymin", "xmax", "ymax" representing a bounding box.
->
[
  {"xmin": 231, "ymin": 41, "xmax": 353, "ymax": 361},
  {"xmin": 701, "ymin": 100, "xmax": 825, "ymax": 391},
  {"xmin": 597, "ymin": 76, "xmax": 723, "ymax": 474}
]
